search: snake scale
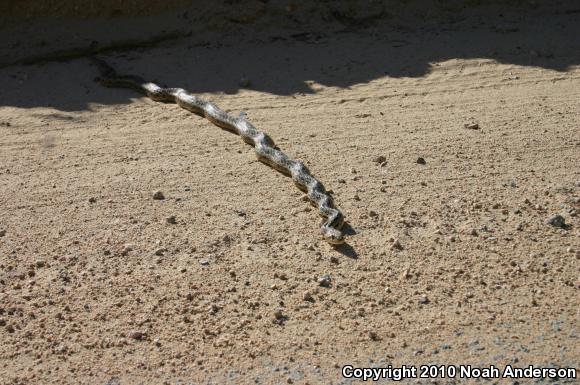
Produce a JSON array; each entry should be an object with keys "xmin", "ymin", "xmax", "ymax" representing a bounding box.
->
[{"xmin": 91, "ymin": 57, "xmax": 346, "ymax": 244}]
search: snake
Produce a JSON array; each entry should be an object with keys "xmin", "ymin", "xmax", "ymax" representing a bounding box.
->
[{"xmin": 91, "ymin": 57, "xmax": 346, "ymax": 244}]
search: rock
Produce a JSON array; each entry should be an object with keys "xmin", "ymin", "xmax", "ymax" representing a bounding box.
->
[
  {"xmin": 373, "ymin": 155, "xmax": 386, "ymax": 164},
  {"xmin": 330, "ymin": 256, "xmax": 339, "ymax": 264},
  {"xmin": 302, "ymin": 291, "xmax": 313, "ymax": 301},
  {"xmin": 369, "ymin": 210, "xmax": 378, "ymax": 217},
  {"xmin": 154, "ymin": 248, "xmax": 166, "ymax": 256},
  {"xmin": 0, "ymin": 230, "xmax": 5, "ymax": 237},
  {"xmin": 273, "ymin": 308, "xmax": 285, "ymax": 321},
  {"xmin": 199, "ymin": 259, "xmax": 210, "ymax": 266},
  {"xmin": 88, "ymin": 197, "xmax": 97, "ymax": 203},
  {"xmin": 419, "ymin": 295, "xmax": 430, "ymax": 304},
  {"xmin": 368, "ymin": 330, "xmax": 379, "ymax": 341},
  {"xmin": 152, "ymin": 191, "xmax": 165, "ymax": 200},
  {"xmin": 120, "ymin": 244, "xmax": 133, "ymax": 256},
  {"xmin": 318, "ymin": 275, "xmax": 332, "ymax": 287},
  {"xmin": 166, "ymin": 215, "xmax": 177, "ymax": 224},
  {"xmin": 416, "ymin": 157, "xmax": 426, "ymax": 165},
  {"xmin": 130, "ymin": 331, "xmax": 145, "ymax": 340},
  {"xmin": 391, "ymin": 239, "xmax": 403, "ymax": 250},
  {"xmin": 545, "ymin": 214, "xmax": 566, "ymax": 228},
  {"xmin": 464, "ymin": 122, "xmax": 480, "ymax": 130}
]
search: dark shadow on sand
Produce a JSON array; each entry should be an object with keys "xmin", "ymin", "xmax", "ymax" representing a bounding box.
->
[
  {"xmin": 1, "ymin": 4, "xmax": 579, "ymax": 111},
  {"xmin": 333, "ymin": 224, "xmax": 358, "ymax": 259}
]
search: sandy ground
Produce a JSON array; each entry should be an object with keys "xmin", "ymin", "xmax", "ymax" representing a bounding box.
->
[{"xmin": 1, "ymin": 3, "xmax": 579, "ymax": 385}]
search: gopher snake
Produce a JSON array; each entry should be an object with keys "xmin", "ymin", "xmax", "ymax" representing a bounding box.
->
[{"xmin": 91, "ymin": 57, "xmax": 345, "ymax": 244}]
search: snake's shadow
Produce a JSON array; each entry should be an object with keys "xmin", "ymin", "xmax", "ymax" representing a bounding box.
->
[{"xmin": 333, "ymin": 223, "xmax": 358, "ymax": 259}]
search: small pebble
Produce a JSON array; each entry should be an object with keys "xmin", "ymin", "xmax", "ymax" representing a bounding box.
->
[
  {"xmin": 369, "ymin": 210, "xmax": 378, "ymax": 217},
  {"xmin": 416, "ymin": 157, "xmax": 426, "ymax": 165},
  {"xmin": 318, "ymin": 275, "xmax": 332, "ymax": 287},
  {"xmin": 130, "ymin": 331, "xmax": 145, "ymax": 341},
  {"xmin": 121, "ymin": 244, "xmax": 133, "ymax": 256},
  {"xmin": 368, "ymin": 330, "xmax": 379, "ymax": 341},
  {"xmin": 273, "ymin": 308, "xmax": 285, "ymax": 320},
  {"xmin": 302, "ymin": 291, "xmax": 313, "ymax": 301},
  {"xmin": 330, "ymin": 256, "xmax": 339, "ymax": 264},
  {"xmin": 88, "ymin": 197, "xmax": 97, "ymax": 203},
  {"xmin": 545, "ymin": 214, "xmax": 566, "ymax": 228},
  {"xmin": 0, "ymin": 230, "xmax": 5, "ymax": 237},
  {"xmin": 391, "ymin": 239, "xmax": 403, "ymax": 250},
  {"xmin": 464, "ymin": 122, "xmax": 480, "ymax": 130},
  {"xmin": 154, "ymin": 248, "xmax": 166, "ymax": 256},
  {"xmin": 373, "ymin": 155, "xmax": 386, "ymax": 164},
  {"xmin": 166, "ymin": 215, "xmax": 177, "ymax": 224},
  {"xmin": 152, "ymin": 191, "xmax": 165, "ymax": 200},
  {"xmin": 419, "ymin": 295, "xmax": 430, "ymax": 304},
  {"xmin": 199, "ymin": 259, "xmax": 210, "ymax": 266}
]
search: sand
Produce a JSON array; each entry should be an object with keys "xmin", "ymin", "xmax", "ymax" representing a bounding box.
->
[{"xmin": 0, "ymin": 2, "xmax": 579, "ymax": 384}]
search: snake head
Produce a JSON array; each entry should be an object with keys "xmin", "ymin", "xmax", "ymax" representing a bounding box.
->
[{"xmin": 322, "ymin": 226, "xmax": 345, "ymax": 245}]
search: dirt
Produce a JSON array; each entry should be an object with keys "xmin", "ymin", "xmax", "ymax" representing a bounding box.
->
[{"xmin": 0, "ymin": 2, "xmax": 579, "ymax": 385}]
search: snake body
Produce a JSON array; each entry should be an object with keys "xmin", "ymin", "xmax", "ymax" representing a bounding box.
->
[{"xmin": 91, "ymin": 57, "xmax": 345, "ymax": 244}]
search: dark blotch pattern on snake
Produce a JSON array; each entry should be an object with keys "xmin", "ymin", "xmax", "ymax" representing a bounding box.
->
[{"xmin": 91, "ymin": 57, "xmax": 346, "ymax": 244}]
